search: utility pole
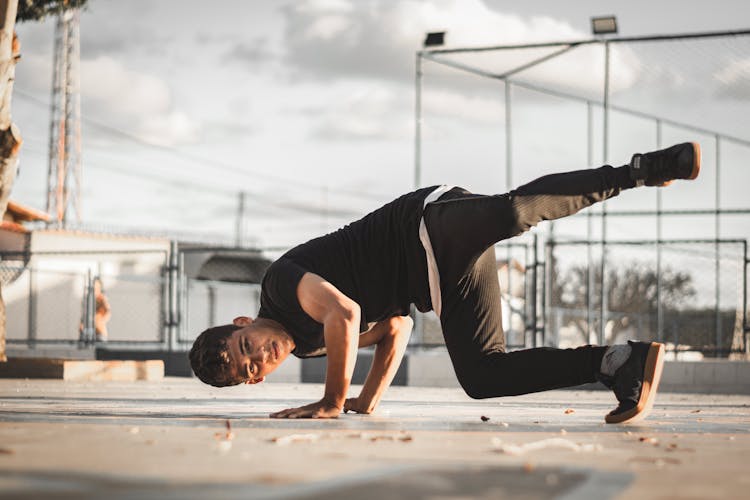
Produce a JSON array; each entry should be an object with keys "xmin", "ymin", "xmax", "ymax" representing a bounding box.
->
[
  {"xmin": 46, "ymin": 7, "xmax": 82, "ymax": 227},
  {"xmin": 235, "ymin": 191, "xmax": 246, "ymax": 247}
]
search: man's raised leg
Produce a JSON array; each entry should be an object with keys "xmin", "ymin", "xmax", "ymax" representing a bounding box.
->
[{"xmin": 429, "ymin": 142, "xmax": 700, "ymax": 423}]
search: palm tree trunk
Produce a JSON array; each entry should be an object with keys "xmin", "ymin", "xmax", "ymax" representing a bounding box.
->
[{"xmin": 0, "ymin": 0, "xmax": 20, "ymax": 362}]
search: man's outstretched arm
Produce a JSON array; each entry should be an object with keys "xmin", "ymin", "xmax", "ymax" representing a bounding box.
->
[
  {"xmin": 344, "ymin": 316, "xmax": 413, "ymax": 414},
  {"xmin": 270, "ymin": 272, "xmax": 360, "ymax": 419}
]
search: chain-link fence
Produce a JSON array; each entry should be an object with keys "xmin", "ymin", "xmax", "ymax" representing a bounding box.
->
[
  {"xmin": 548, "ymin": 239, "xmax": 748, "ymax": 357},
  {"xmin": 3, "ymin": 236, "xmax": 747, "ymax": 358},
  {"xmin": 414, "ymin": 29, "xmax": 750, "ymax": 358},
  {"xmin": 176, "ymin": 247, "xmax": 269, "ymax": 347},
  {"xmin": 1, "ymin": 245, "xmax": 272, "ymax": 351},
  {"xmin": 2, "ymin": 249, "xmax": 168, "ymax": 348},
  {"xmin": 180, "ymin": 279, "xmax": 261, "ymax": 344},
  {"xmin": 412, "ymin": 237, "xmax": 544, "ymax": 350}
]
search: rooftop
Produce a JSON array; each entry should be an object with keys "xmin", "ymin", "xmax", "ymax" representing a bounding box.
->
[{"xmin": 1, "ymin": 378, "xmax": 748, "ymax": 499}]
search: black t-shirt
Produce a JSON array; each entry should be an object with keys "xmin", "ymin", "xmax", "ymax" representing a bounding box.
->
[{"xmin": 258, "ymin": 186, "xmax": 437, "ymax": 357}]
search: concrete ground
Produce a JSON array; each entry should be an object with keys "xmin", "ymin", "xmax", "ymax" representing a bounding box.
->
[{"xmin": 0, "ymin": 378, "xmax": 748, "ymax": 499}]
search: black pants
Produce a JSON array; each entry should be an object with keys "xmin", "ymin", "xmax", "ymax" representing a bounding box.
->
[{"xmin": 423, "ymin": 164, "xmax": 636, "ymax": 399}]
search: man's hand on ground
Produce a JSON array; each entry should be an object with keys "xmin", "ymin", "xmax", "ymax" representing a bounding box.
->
[
  {"xmin": 269, "ymin": 399, "xmax": 341, "ymax": 419},
  {"xmin": 343, "ymin": 397, "xmax": 373, "ymax": 414}
]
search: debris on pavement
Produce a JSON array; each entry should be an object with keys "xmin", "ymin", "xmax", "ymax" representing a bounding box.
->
[
  {"xmin": 491, "ymin": 437, "xmax": 602, "ymax": 455},
  {"xmin": 665, "ymin": 443, "xmax": 695, "ymax": 453},
  {"xmin": 215, "ymin": 419, "xmax": 234, "ymax": 442},
  {"xmin": 380, "ymin": 434, "xmax": 412, "ymax": 443},
  {"xmin": 349, "ymin": 432, "xmax": 414, "ymax": 443},
  {"xmin": 564, "ymin": 408, "xmax": 575, "ymax": 414},
  {"xmin": 639, "ymin": 437, "xmax": 659, "ymax": 445},
  {"xmin": 270, "ymin": 431, "xmax": 414, "ymax": 445},
  {"xmin": 481, "ymin": 415, "xmax": 490, "ymax": 422},
  {"xmin": 272, "ymin": 433, "xmax": 321, "ymax": 445},
  {"xmin": 213, "ymin": 420, "xmax": 235, "ymax": 453},
  {"xmin": 629, "ymin": 456, "xmax": 682, "ymax": 467}
]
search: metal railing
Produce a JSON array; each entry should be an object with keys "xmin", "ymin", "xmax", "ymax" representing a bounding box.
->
[{"xmin": 2, "ymin": 234, "xmax": 747, "ymax": 357}]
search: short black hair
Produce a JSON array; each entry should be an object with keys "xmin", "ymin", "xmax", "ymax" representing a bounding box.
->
[{"xmin": 189, "ymin": 324, "xmax": 242, "ymax": 387}]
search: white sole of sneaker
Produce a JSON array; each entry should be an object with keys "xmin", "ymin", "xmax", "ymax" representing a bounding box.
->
[{"xmin": 605, "ymin": 342, "xmax": 666, "ymax": 424}]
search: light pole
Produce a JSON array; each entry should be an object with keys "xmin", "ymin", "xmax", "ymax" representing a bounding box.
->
[{"xmin": 591, "ymin": 16, "xmax": 617, "ymax": 345}]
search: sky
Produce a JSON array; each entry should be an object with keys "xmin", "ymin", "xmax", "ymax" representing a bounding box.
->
[{"xmin": 9, "ymin": 0, "xmax": 750, "ymax": 249}]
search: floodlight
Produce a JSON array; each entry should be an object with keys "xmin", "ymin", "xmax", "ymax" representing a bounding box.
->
[
  {"xmin": 424, "ymin": 32, "xmax": 445, "ymax": 47},
  {"xmin": 591, "ymin": 16, "xmax": 618, "ymax": 35}
]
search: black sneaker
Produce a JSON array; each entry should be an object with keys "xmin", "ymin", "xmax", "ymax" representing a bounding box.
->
[
  {"xmin": 629, "ymin": 142, "xmax": 701, "ymax": 187},
  {"xmin": 597, "ymin": 341, "xmax": 666, "ymax": 424}
]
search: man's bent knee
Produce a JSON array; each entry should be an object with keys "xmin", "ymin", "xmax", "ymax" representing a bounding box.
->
[
  {"xmin": 453, "ymin": 354, "xmax": 517, "ymax": 399},
  {"xmin": 454, "ymin": 365, "xmax": 495, "ymax": 399}
]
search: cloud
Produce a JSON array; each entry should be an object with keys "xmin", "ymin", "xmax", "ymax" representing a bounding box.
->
[
  {"xmin": 80, "ymin": 56, "xmax": 200, "ymax": 146},
  {"xmin": 137, "ymin": 111, "xmax": 200, "ymax": 147},
  {"xmin": 222, "ymin": 38, "xmax": 273, "ymax": 65},
  {"xmin": 14, "ymin": 52, "xmax": 52, "ymax": 94},
  {"xmin": 309, "ymin": 86, "xmax": 411, "ymax": 140},
  {"xmin": 81, "ymin": 25, "xmax": 174, "ymax": 59},
  {"xmin": 714, "ymin": 58, "xmax": 750, "ymax": 99},
  {"xmin": 421, "ymin": 89, "xmax": 504, "ymax": 123},
  {"xmin": 280, "ymin": 0, "xmax": 642, "ymax": 136},
  {"xmin": 306, "ymin": 80, "xmax": 507, "ymax": 141},
  {"xmin": 81, "ymin": 56, "xmax": 171, "ymax": 115},
  {"xmin": 281, "ymin": 0, "xmax": 640, "ymax": 93},
  {"xmin": 79, "ymin": 2, "xmax": 174, "ymax": 58}
]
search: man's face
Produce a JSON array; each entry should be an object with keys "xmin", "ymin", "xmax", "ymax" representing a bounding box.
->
[{"xmin": 227, "ymin": 319, "xmax": 295, "ymax": 384}]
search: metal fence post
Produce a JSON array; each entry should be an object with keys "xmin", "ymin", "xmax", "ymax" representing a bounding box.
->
[
  {"xmin": 80, "ymin": 270, "xmax": 95, "ymax": 346},
  {"xmin": 599, "ymin": 40, "xmax": 611, "ymax": 346},
  {"xmin": 208, "ymin": 285, "xmax": 217, "ymax": 330},
  {"xmin": 715, "ymin": 135, "xmax": 722, "ymax": 355},
  {"xmin": 530, "ymin": 233, "xmax": 538, "ymax": 347},
  {"xmin": 167, "ymin": 240, "xmax": 179, "ymax": 352},
  {"xmin": 177, "ymin": 247, "xmax": 186, "ymax": 349},
  {"xmin": 505, "ymin": 80, "xmax": 514, "ymax": 340},
  {"xmin": 586, "ymin": 101, "xmax": 595, "ymax": 344},
  {"xmin": 656, "ymin": 120, "xmax": 663, "ymax": 342},
  {"xmin": 540, "ymin": 238, "xmax": 547, "ymax": 346},
  {"xmin": 544, "ymin": 237, "xmax": 555, "ymax": 346},
  {"xmin": 744, "ymin": 241, "xmax": 748, "ymax": 355},
  {"xmin": 414, "ymin": 52, "xmax": 423, "ymax": 190},
  {"xmin": 27, "ymin": 267, "xmax": 35, "ymax": 349}
]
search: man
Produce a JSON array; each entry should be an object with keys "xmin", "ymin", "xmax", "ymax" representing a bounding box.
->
[{"xmin": 190, "ymin": 142, "xmax": 700, "ymax": 424}]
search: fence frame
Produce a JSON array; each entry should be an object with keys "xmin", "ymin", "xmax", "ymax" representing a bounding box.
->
[
  {"xmin": 1, "ymin": 234, "xmax": 747, "ymax": 355},
  {"xmin": 1, "ymin": 248, "xmax": 170, "ymax": 349},
  {"xmin": 546, "ymin": 237, "xmax": 748, "ymax": 355},
  {"xmin": 415, "ymin": 29, "xmax": 750, "ymax": 350}
]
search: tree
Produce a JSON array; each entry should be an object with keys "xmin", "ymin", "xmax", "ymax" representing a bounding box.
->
[
  {"xmin": 550, "ymin": 258, "xmax": 696, "ymax": 345},
  {"xmin": 0, "ymin": 0, "xmax": 88, "ymax": 362}
]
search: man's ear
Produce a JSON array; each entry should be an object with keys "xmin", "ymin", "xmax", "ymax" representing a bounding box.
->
[
  {"xmin": 233, "ymin": 316, "xmax": 253, "ymax": 327},
  {"xmin": 244, "ymin": 376, "xmax": 265, "ymax": 385}
]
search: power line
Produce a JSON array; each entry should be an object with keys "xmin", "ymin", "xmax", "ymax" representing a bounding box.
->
[
  {"xmin": 15, "ymin": 88, "xmax": 393, "ymax": 202},
  {"xmin": 31, "ymin": 142, "xmax": 367, "ymax": 218},
  {"xmin": 22, "ymin": 141, "xmax": 370, "ymax": 219}
]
